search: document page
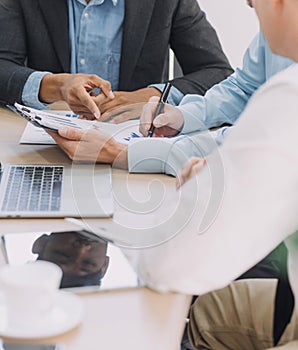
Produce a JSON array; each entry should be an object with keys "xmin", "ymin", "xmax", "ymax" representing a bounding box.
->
[{"xmin": 18, "ymin": 107, "xmax": 142, "ymax": 145}]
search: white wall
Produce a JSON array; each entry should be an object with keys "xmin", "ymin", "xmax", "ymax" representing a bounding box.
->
[{"xmin": 198, "ymin": 0, "xmax": 259, "ymax": 68}]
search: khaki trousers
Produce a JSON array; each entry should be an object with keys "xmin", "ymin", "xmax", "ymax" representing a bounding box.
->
[{"xmin": 188, "ymin": 279, "xmax": 298, "ymax": 350}]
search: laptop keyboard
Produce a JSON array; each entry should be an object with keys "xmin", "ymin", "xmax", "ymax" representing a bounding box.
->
[{"xmin": 1, "ymin": 165, "xmax": 63, "ymax": 211}]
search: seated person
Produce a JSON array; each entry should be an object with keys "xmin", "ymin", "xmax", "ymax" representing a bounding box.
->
[
  {"xmin": 46, "ymin": 6, "xmax": 289, "ymax": 283},
  {"xmin": 121, "ymin": 1, "xmax": 298, "ymax": 349},
  {"xmin": 138, "ymin": 29, "xmax": 294, "ymax": 139},
  {"xmin": 0, "ymin": 0, "xmax": 232, "ymax": 120},
  {"xmin": 188, "ymin": 279, "xmax": 298, "ymax": 350},
  {"xmin": 47, "ymin": 23, "xmax": 295, "ymax": 175}
]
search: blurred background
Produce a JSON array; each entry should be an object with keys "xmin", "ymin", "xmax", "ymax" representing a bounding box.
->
[{"xmin": 199, "ymin": 0, "xmax": 259, "ymax": 68}]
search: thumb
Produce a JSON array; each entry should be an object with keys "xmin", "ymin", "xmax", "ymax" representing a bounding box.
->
[
  {"xmin": 153, "ymin": 113, "xmax": 170, "ymax": 128},
  {"xmin": 149, "ymin": 96, "xmax": 160, "ymax": 103},
  {"xmin": 58, "ymin": 127, "xmax": 85, "ymax": 141}
]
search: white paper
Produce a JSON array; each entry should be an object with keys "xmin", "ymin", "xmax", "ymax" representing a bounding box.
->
[{"xmin": 19, "ymin": 111, "xmax": 142, "ymax": 145}]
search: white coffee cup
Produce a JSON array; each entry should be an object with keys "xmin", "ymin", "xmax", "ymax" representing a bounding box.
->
[{"xmin": 0, "ymin": 261, "xmax": 62, "ymax": 329}]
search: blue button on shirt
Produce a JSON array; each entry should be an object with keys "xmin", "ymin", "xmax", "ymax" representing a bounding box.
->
[
  {"xmin": 22, "ymin": 0, "xmax": 183, "ymax": 109},
  {"xmin": 68, "ymin": 0, "xmax": 124, "ymax": 90},
  {"xmin": 23, "ymin": 0, "xmax": 124, "ymax": 109}
]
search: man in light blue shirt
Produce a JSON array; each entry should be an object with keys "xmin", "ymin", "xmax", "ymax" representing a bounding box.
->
[
  {"xmin": 48, "ymin": 29, "xmax": 292, "ymax": 288},
  {"xmin": 23, "ymin": 0, "xmax": 125, "ymax": 112},
  {"xmin": 139, "ymin": 31, "xmax": 294, "ymax": 141},
  {"xmin": 49, "ymin": 31, "xmax": 294, "ymax": 176}
]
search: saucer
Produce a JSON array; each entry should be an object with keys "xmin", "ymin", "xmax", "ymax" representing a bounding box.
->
[{"xmin": 0, "ymin": 291, "xmax": 84, "ymax": 339}]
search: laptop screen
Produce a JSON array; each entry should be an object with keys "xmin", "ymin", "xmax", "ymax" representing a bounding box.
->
[{"xmin": 1, "ymin": 230, "xmax": 139, "ymax": 292}]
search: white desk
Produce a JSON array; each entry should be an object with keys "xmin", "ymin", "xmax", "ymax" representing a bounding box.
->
[{"xmin": 0, "ymin": 106, "xmax": 191, "ymax": 349}]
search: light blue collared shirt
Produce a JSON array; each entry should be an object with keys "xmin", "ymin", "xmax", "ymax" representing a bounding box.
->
[
  {"xmin": 178, "ymin": 31, "xmax": 294, "ymax": 136},
  {"xmin": 22, "ymin": 0, "xmax": 124, "ymax": 109},
  {"xmin": 22, "ymin": 0, "xmax": 183, "ymax": 109},
  {"xmin": 125, "ymin": 31, "xmax": 295, "ymax": 175},
  {"xmin": 68, "ymin": 0, "xmax": 124, "ymax": 90}
]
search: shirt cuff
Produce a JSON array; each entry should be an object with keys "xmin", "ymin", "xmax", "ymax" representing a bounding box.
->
[
  {"xmin": 177, "ymin": 96, "xmax": 208, "ymax": 134},
  {"xmin": 22, "ymin": 71, "xmax": 52, "ymax": 109},
  {"xmin": 127, "ymin": 132, "xmax": 219, "ymax": 176},
  {"xmin": 149, "ymin": 84, "xmax": 184, "ymax": 106},
  {"xmin": 210, "ymin": 126, "xmax": 230, "ymax": 145},
  {"xmin": 128, "ymin": 137, "xmax": 190, "ymax": 176}
]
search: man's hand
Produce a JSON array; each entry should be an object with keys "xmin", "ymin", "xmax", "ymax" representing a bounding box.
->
[
  {"xmin": 139, "ymin": 96, "xmax": 184, "ymax": 137},
  {"xmin": 100, "ymin": 102, "xmax": 145, "ymax": 124},
  {"xmin": 176, "ymin": 157, "xmax": 206, "ymax": 189},
  {"xmin": 39, "ymin": 73, "xmax": 115, "ymax": 119},
  {"xmin": 47, "ymin": 127, "xmax": 128, "ymax": 169},
  {"xmin": 99, "ymin": 87, "xmax": 162, "ymax": 122}
]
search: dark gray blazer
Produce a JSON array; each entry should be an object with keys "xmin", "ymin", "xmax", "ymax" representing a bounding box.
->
[{"xmin": 0, "ymin": 0, "xmax": 233, "ymax": 105}]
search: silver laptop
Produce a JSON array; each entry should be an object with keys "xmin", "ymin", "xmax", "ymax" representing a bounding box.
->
[{"xmin": 0, "ymin": 163, "xmax": 113, "ymax": 218}]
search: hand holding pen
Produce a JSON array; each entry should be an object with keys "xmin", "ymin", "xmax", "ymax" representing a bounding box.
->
[
  {"xmin": 147, "ymin": 82, "xmax": 172, "ymax": 137},
  {"xmin": 139, "ymin": 82, "xmax": 184, "ymax": 138}
]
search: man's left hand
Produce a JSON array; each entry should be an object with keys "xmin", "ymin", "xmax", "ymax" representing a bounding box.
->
[{"xmin": 99, "ymin": 87, "xmax": 162, "ymax": 122}]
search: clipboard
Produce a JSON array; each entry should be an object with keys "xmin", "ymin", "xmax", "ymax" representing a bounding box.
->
[{"xmin": 8, "ymin": 103, "xmax": 84, "ymax": 132}]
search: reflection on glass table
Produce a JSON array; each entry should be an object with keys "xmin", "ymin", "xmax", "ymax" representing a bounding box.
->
[{"xmin": 1, "ymin": 230, "xmax": 139, "ymax": 292}]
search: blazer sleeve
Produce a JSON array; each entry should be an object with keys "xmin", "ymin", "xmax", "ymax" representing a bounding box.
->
[
  {"xmin": 0, "ymin": 0, "xmax": 35, "ymax": 105},
  {"xmin": 169, "ymin": 0, "xmax": 233, "ymax": 95},
  {"xmin": 0, "ymin": 0, "xmax": 67, "ymax": 106}
]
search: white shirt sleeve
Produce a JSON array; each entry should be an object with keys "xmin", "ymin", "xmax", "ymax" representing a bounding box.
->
[
  {"xmin": 127, "ymin": 132, "xmax": 219, "ymax": 176},
  {"xmin": 124, "ymin": 65, "xmax": 298, "ymax": 296}
]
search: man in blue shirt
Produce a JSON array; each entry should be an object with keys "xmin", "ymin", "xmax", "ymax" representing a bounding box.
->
[
  {"xmin": 139, "ymin": 31, "xmax": 294, "ymax": 140},
  {"xmin": 47, "ymin": 29, "xmax": 292, "ymax": 289},
  {"xmin": 48, "ymin": 31, "xmax": 295, "ymax": 176},
  {"xmin": 0, "ymin": 0, "xmax": 232, "ymax": 120}
]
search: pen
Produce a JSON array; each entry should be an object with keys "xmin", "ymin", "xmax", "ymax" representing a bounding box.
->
[
  {"xmin": 147, "ymin": 82, "xmax": 172, "ymax": 137},
  {"xmin": 0, "ymin": 162, "xmax": 3, "ymax": 183}
]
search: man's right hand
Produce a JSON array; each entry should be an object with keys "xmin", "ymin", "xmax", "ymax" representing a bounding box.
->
[
  {"xmin": 47, "ymin": 126, "xmax": 128, "ymax": 169},
  {"xmin": 39, "ymin": 73, "xmax": 114, "ymax": 119},
  {"xmin": 176, "ymin": 157, "xmax": 206, "ymax": 189},
  {"xmin": 139, "ymin": 96, "xmax": 184, "ymax": 137}
]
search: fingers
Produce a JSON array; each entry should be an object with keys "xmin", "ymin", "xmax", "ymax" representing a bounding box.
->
[
  {"xmin": 155, "ymin": 107, "xmax": 184, "ymax": 132},
  {"xmin": 78, "ymin": 90, "xmax": 102, "ymax": 120},
  {"xmin": 78, "ymin": 114, "xmax": 96, "ymax": 120},
  {"xmin": 176, "ymin": 157, "xmax": 206, "ymax": 189},
  {"xmin": 99, "ymin": 105, "xmax": 124, "ymax": 122},
  {"xmin": 62, "ymin": 74, "xmax": 114, "ymax": 120},
  {"xmin": 95, "ymin": 76, "xmax": 114, "ymax": 100},
  {"xmin": 139, "ymin": 96, "xmax": 160, "ymax": 136},
  {"xmin": 139, "ymin": 97, "xmax": 183, "ymax": 137},
  {"xmin": 153, "ymin": 112, "xmax": 171, "ymax": 128},
  {"xmin": 58, "ymin": 127, "xmax": 86, "ymax": 141},
  {"xmin": 108, "ymin": 111, "xmax": 136, "ymax": 124},
  {"xmin": 102, "ymin": 103, "xmax": 144, "ymax": 123},
  {"xmin": 98, "ymin": 96, "xmax": 122, "ymax": 116}
]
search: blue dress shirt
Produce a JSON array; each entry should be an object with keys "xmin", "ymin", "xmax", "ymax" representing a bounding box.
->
[
  {"xmin": 22, "ymin": 0, "xmax": 123, "ymax": 109},
  {"xmin": 125, "ymin": 31, "xmax": 295, "ymax": 175},
  {"xmin": 68, "ymin": 0, "xmax": 124, "ymax": 90},
  {"xmin": 178, "ymin": 31, "xmax": 294, "ymax": 135},
  {"xmin": 22, "ymin": 0, "xmax": 183, "ymax": 109}
]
